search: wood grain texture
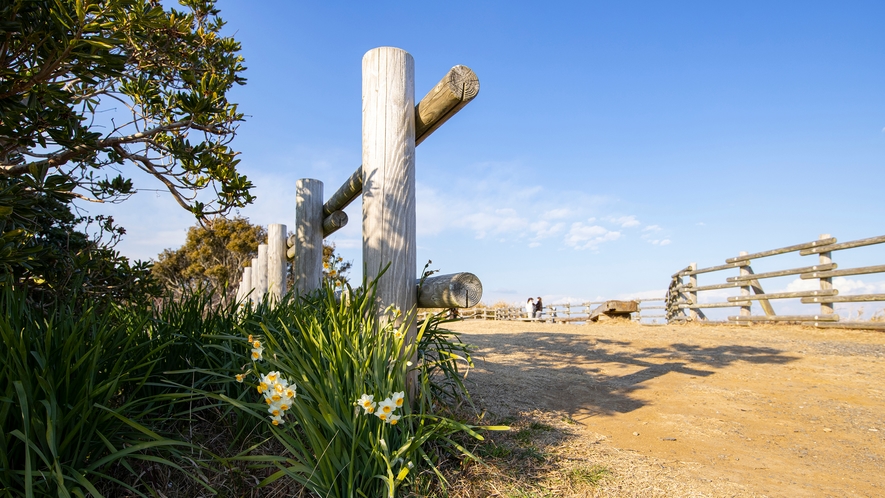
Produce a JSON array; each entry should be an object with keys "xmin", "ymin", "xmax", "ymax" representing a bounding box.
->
[
  {"xmin": 688, "ymin": 263, "xmax": 698, "ymax": 321},
  {"xmin": 323, "ymin": 65, "xmax": 479, "ymax": 220},
  {"xmin": 729, "ymin": 289, "xmax": 838, "ymax": 301},
  {"xmin": 267, "ymin": 224, "xmax": 287, "ymax": 304},
  {"xmin": 725, "ymin": 237, "xmax": 837, "ymax": 263},
  {"xmin": 801, "ymin": 264, "xmax": 885, "ymax": 280},
  {"xmin": 739, "ymin": 252, "xmax": 751, "ymax": 317},
  {"xmin": 417, "ymin": 272, "xmax": 482, "ymax": 308},
  {"xmin": 321, "ymin": 210, "xmax": 348, "ymax": 237},
  {"xmin": 727, "ymin": 263, "xmax": 837, "ymax": 282},
  {"xmin": 679, "ymin": 301, "xmax": 751, "ymax": 309},
  {"xmin": 241, "ymin": 266, "xmax": 252, "ymax": 303},
  {"xmin": 294, "ymin": 178, "xmax": 323, "ymax": 296},
  {"xmin": 684, "ymin": 261, "xmax": 749, "ymax": 275},
  {"xmin": 801, "ymin": 293, "xmax": 885, "ymax": 304},
  {"xmin": 799, "ymin": 234, "xmax": 885, "ymax": 255},
  {"xmin": 816, "ymin": 234, "xmax": 835, "ymax": 315},
  {"xmin": 362, "ymin": 47, "xmax": 417, "ymax": 333},
  {"xmin": 250, "ymin": 258, "xmax": 258, "ymax": 304},
  {"xmin": 256, "ymin": 244, "xmax": 268, "ymax": 300},
  {"xmin": 803, "ymin": 321, "xmax": 885, "ymax": 330}
]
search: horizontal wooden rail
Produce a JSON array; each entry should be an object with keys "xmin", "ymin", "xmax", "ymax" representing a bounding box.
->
[
  {"xmin": 640, "ymin": 305, "xmax": 666, "ymax": 310},
  {"xmin": 678, "ymin": 282, "xmax": 743, "ymax": 292},
  {"xmin": 417, "ymin": 272, "xmax": 482, "ymax": 308},
  {"xmin": 683, "ymin": 261, "xmax": 749, "ymax": 276},
  {"xmin": 728, "ymin": 314, "xmax": 840, "ymax": 322},
  {"xmin": 801, "ymin": 293, "xmax": 885, "ymax": 304},
  {"xmin": 800, "ymin": 264, "xmax": 885, "ymax": 280},
  {"xmin": 726, "ymin": 289, "xmax": 838, "ymax": 301},
  {"xmin": 679, "ymin": 301, "xmax": 750, "ymax": 309},
  {"xmin": 802, "ymin": 321, "xmax": 885, "ymax": 330},
  {"xmin": 671, "ymin": 265, "xmax": 693, "ymax": 279},
  {"xmin": 726, "ymin": 263, "xmax": 836, "ymax": 282},
  {"xmin": 799, "ymin": 234, "xmax": 885, "ymax": 255},
  {"xmin": 725, "ymin": 237, "xmax": 837, "ymax": 263},
  {"xmin": 322, "ymin": 65, "xmax": 480, "ymax": 235}
]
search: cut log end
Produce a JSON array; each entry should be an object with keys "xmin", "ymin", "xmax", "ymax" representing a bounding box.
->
[
  {"xmin": 417, "ymin": 272, "xmax": 483, "ymax": 308},
  {"xmin": 447, "ymin": 65, "xmax": 480, "ymax": 101}
]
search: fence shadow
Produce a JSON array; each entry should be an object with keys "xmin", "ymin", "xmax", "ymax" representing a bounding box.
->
[{"xmin": 455, "ymin": 331, "xmax": 800, "ymax": 420}]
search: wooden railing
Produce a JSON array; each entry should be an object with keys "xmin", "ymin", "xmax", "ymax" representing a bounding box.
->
[
  {"xmin": 419, "ymin": 298, "xmax": 667, "ymax": 324},
  {"xmin": 668, "ymin": 233, "xmax": 885, "ymax": 330}
]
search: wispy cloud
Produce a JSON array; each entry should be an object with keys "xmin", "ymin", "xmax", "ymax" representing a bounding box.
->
[
  {"xmin": 609, "ymin": 215, "xmax": 640, "ymax": 228},
  {"xmin": 643, "ymin": 225, "xmax": 662, "ymax": 232},
  {"xmin": 564, "ymin": 222, "xmax": 621, "ymax": 250}
]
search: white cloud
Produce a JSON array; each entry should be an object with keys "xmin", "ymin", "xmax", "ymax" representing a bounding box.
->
[
  {"xmin": 645, "ymin": 238, "xmax": 671, "ymax": 246},
  {"xmin": 564, "ymin": 222, "xmax": 621, "ymax": 250},
  {"xmin": 609, "ymin": 215, "xmax": 640, "ymax": 228},
  {"xmin": 643, "ymin": 224, "xmax": 662, "ymax": 232},
  {"xmin": 462, "ymin": 208, "xmax": 528, "ymax": 239},
  {"xmin": 529, "ymin": 220, "xmax": 565, "ymax": 240}
]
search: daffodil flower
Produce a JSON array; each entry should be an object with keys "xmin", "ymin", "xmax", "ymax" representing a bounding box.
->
[
  {"xmin": 357, "ymin": 393, "xmax": 376, "ymax": 414},
  {"xmin": 271, "ymin": 414, "xmax": 285, "ymax": 426},
  {"xmin": 251, "ymin": 346, "xmax": 264, "ymax": 361},
  {"xmin": 388, "ymin": 413, "xmax": 401, "ymax": 425},
  {"xmin": 235, "ymin": 373, "xmax": 245, "ymax": 383},
  {"xmin": 378, "ymin": 398, "xmax": 396, "ymax": 415},
  {"xmin": 391, "ymin": 391, "xmax": 405, "ymax": 408}
]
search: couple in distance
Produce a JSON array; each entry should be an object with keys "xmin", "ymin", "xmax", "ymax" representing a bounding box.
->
[{"xmin": 525, "ymin": 296, "xmax": 543, "ymax": 319}]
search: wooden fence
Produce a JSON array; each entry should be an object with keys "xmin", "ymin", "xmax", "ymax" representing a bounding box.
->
[
  {"xmin": 234, "ymin": 47, "xmax": 484, "ymax": 328},
  {"xmin": 418, "ymin": 298, "xmax": 667, "ymax": 324},
  {"xmin": 668, "ymin": 233, "xmax": 885, "ymax": 330}
]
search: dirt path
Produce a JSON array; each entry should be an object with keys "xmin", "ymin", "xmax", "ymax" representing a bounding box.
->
[{"xmin": 446, "ymin": 320, "xmax": 885, "ymax": 497}]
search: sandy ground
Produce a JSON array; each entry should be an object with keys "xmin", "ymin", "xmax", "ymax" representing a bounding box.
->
[{"xmin": 445, "ymin": 320, "xmax": 885, "ymax": 497}]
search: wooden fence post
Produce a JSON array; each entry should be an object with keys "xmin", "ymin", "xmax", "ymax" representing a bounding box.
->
[
  {"xmin": 267, "ymin": 224, "xmax": 287, "ymax": 304},
  {"xmin": 688, "ymin": 262, "xmax": 698, "ymax": 321},
  {"xmin": 241, "ymin": 266, "xmax": 252, "ymax": 303},
  {"xmin": 818, "ymin": 233, "xmax": 835, "ymax": 317},
  {"xmin": 256, "ymin": 244, "xmax": 268, "ymax": 301},
  {"xmin": 361, "ymin": 47, "xmax": 417, "ymax": 338},
  {"xmin": 739, "ymin": 251, "xmax": 751, "ymax": 318},
  {"xmin": 294, "ymin": 179, "xmax": 324, "ymax": 296},
  {"xmin": 250, "ymin": 257, "xmax": 259, "ymax": 304}
]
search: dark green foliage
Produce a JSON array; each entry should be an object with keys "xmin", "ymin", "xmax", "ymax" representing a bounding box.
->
[{"xmin": 0, "ymin": 0, "xmax": 252, "ymax": 219}]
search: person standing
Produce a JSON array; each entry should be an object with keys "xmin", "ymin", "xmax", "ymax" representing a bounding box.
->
[
  {"xmin": 525, "ymin": 297, "xmax": 535, "ymax": 319},
  {"xmin": 534, "ymin": 297, "xmax": 543, "ymax": 319}
]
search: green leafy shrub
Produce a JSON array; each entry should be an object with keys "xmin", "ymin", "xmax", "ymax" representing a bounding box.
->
[{"xmin": 220, "ymin": 281, "xmax": 506, "ymax": 497}]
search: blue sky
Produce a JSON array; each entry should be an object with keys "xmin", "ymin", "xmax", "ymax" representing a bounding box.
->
[{"xmin": 92, "ymin": 1, "xmax": 885, "ymax": 316}]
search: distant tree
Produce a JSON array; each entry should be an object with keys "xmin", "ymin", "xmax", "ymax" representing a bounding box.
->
[
  {"xmin": 0, "ymin": 0, "xmax": 253, "ymax": 220},
  {"xmin": 153, "ymin": 218, "xmax": 353, "ymax": 302},
  {"xmin": 152, "ymin": 216, "xmax": 263, "ymax": 300}
]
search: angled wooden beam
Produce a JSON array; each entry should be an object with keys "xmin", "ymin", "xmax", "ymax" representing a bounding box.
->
[{"xmin": 322, "ymin": 65, "xmax": 480, "ymax": 235}]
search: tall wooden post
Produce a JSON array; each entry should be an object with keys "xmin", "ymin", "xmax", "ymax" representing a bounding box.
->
[
  {"xmin": 739, "ymin": 251, "xmax": 752, "ymax": 318},
  {"xmin": 688, "ymin": 262, "xmax": 698, "ymax": 321},
  {"xmin": 240, "ymin": 266, "xmax": 252, "ymax": 303},
  {"xmin": 267, "ymin": 224, "xmax": 287, "ymax": 304},
  {"xmin": 361, "ymin": 47, "xmax": 417, "ymax": 338},
  {"xmin": 294, "ymin": 179, "xmax": 324, "ymax": 296},
  {"xmin": 818, "ymin": 233, "xmax": 835, "ymax": 316},
  {"xmin": 250, "ymin": 258, "xmax": 259, "ymax": 304},
  {"xmin": 256, "ymin": 244, "xmax": 269, "ymax": 301}
]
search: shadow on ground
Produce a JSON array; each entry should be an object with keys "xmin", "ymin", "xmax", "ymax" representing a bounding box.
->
[{"xmin": 457, "ymin": 331, "xmax": 801, "ymax": 420}]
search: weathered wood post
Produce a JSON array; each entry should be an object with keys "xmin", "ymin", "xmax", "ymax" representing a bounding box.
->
[
  {"xmin": 256, "ymin": 244, "xmax": 269, "ymax": 301},
  {"xmin": 688, "ymin": 262, "xmax": 698, "ymax": 321},
  {"xmin": 294, "ymin": 179, "xmax": 324, "ymax": 295},
  {"xmin": 739, "ymin": 251, "xmax": 751, "ymax": 319},
  {"xmin": 250, "ymin": 257, "xmax": 259, "ymax": 304},
  {"xmin": 240, "ymin": 266, "xmax": 252, "ymax": 303},
  {"xmin": 267, "ymin": 224, "xmax": 287, "ymax": 304},
  {"xmin": 818, "ymin": 233, "xmax": 835, "ymax": 317},
  {"xmin": 362, "ymin": 47, "xmax": 417, "ymax": 339}
]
